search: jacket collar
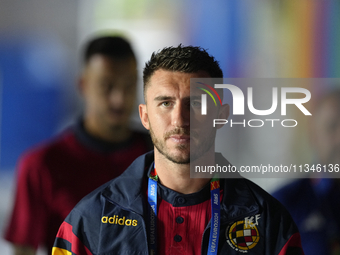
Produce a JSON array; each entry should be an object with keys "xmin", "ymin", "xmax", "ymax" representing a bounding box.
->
[
  {"xmin": 102, "ymin": 151, "xmax": 259, "ymax": 221},
  {"xmin": 101, "ymin": 151, "xmax": 153, "ymax": 216}
]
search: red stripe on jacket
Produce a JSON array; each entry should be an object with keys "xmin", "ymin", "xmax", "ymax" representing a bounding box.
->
[
  {"xmin": 278, "ymin": 233, "xmax": 304, "ymax": 255},
  {"xmin": 56, "ymin": 221, "xmax": 93, "ymax": 255}
]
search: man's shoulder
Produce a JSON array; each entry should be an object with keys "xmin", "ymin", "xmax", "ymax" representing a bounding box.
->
[
  {"xmin": 272, "ymin": 179, "xmax": 311, "ymax": 203},
  {"xmin": 21, "ymin": 129, "xmax": 73, "ymax": 158},
  {"xmin": 69, "ymin": 151, "xmax": 154, "ymax": 215},
  {"xmin": 70, "ymin": 180, "xmax": 112, "ymax": 217},
  {"xmin": 18, "ymin": 128, "xmax": 74, "ymax": 168},
  {"xmin": 227, "ymin": 178, "xmax": 299, "ymax": 234},
  {"xmin": 230, "ymin": 178, "xmax": 277, "ymax": 203},
  {"xmin": 59, "ymin": 153, "xmax": 153, "ymax": 253},
  {"xmin": 216, "ymin": 153, "xmax": 284, "ymax": 210},
  {"xmin": 224, "ymin": 177, "xmax": 292, "ymax": 214},
  {"xmin": 242, "ymin": 178, "xmax": 273, "ymax": 197}
]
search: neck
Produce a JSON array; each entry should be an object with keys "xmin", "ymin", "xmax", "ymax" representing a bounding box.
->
[
  {"xmin": 154, "ymin": 149, "xmax": 215, "ymax": 194},
  {"xmin": 84, "ymin": 117, "xmax": 131, "ymax": 143}
]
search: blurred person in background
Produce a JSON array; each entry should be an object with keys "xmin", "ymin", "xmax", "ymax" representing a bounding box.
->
[
  {"xmin": 3, "ymin": 35, "xmax": 152, "ymax": 255},
  {"xmin": 273, "ymin": 89, "xmax": 340, "ymax": 255}
]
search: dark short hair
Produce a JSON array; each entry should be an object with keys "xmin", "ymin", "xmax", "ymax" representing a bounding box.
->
[
  {"xmin": 83, "ymin": 36, "xmax": 135, "ymax": 64},
  {"xmin": 143, "ymin": 45, "xmax": 223, "ymax": 95}
]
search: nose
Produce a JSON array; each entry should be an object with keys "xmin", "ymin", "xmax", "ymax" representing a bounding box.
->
[
  {"xmin": 109, "ymin": 88, "xmax": 125, "ymax": 108},
  {"xmin": 171, "ymin": 101, "xmax": 190, "ymax": 128}
]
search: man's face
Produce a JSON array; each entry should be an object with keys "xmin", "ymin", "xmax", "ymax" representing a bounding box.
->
[
  {"xmin": 80, "ymin": 55, "xmax": 137, "ymax": 130},
  {"xmin": 313, "ymin": 97, "xmax": 340, "ymax": 164},
  {"xmin": 139, "ymin": 69, "xmax": 220, "ymax": 164}
]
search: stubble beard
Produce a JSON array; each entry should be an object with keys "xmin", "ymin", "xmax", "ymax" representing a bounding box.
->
[{"xmin": 148, "ymin": 122, "xmax": 216, "ymax": 165}]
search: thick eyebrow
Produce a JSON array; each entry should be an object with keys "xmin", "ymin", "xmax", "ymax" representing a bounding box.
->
[
  {"xmin": 154, "ymin": 96, "xmax": 176, "ymax": 101},
  {"xmin": 190, "ymin": 95, "xmax": 201, "ymax": 100},
  {"xmin": 153, "ymin": 96, "xmax": 201, "ymax": 101}
]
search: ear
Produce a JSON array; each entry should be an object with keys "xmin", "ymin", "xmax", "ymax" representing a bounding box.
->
[
  {"xmin": 139, "ymin": 104, "xmax": 150, "ymax": 130},
  {"xmin": 216, "ymin": 104, "xmax": 230, "ymax": 130}
]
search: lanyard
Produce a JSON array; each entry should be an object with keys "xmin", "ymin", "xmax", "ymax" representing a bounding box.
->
[
  {"xmin": 148, "ymin": 168, "xmax": 158, "ymax": 255},
  {"xmin": 147, "ymin": 168, "xmax": 220, "ymax": 255},
  {"xmin": 208, "ymin": 177, "xmax": 221, "ymax": 255}
]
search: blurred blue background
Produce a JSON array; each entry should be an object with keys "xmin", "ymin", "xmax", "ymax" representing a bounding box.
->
[{"xmin": 1, "ymin": 0, "xmax": 340, "ymax": 253}]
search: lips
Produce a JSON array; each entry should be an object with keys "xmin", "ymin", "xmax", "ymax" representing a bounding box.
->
[
  {"xmin": 169, "ymin": 135, "xmax": 190, "ymax": 143},
  {"xmin": 164, "ymin": 128, "xmax": 190, "ymax": 139}
]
